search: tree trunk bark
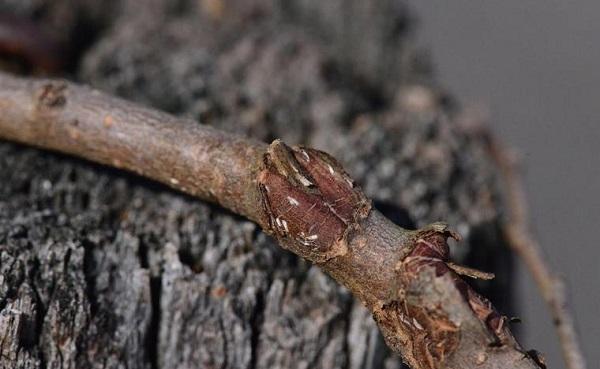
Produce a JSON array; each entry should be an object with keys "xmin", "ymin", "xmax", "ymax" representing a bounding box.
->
[{"xmin": 0, "ymin": 1, "xmax": 514, "ymax": 368}]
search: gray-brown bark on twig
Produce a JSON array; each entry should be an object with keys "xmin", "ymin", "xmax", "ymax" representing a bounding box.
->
[
  {"xmin": 487, "ymin": 134, "xmax": 587, "ymax": 369},
  {"xmin": 0, "ymin": 72, "xmax": 543, "ymax": 369}
]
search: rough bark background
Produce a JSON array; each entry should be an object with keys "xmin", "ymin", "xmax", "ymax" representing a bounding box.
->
[{"xmin": 0, "ymin": 1, "xmax": 514, "ymax": 368}]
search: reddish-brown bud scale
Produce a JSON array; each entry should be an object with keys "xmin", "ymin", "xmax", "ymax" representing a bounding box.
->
[
  {"xmin": 291, "ymin": 147, "xmax": 359, "ymax": 222},
  {"xmin": 397, "ymin": 224, "xmax": 512, "ymax": 350},
  {"xmin": 258, "ymin": 140, "xmax": 370, "ymax": 263},
  {"xmin": 258, "ymin": 170, "xmax": 347, "ymax": 254}
]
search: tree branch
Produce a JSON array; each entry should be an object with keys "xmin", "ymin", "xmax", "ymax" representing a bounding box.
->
[
  {"xmin": 0, "ymin": 72, "xmax": 543, "ymax": 369},
  {"xmin": 484, "ymin": 133, "xmax": 587, "ymax": 369}
]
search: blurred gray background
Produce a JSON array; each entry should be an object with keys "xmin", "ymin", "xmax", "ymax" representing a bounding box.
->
[{"xmin": 412, "ymin": 1, "xmax": 599, "ymax": 368}]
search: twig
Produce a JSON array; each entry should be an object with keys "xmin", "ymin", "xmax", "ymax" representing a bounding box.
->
[
  {"xmin": 486, "ymin": 136, "xmax": 587, "ymax": 369},
  {"xmin": 0, "ymin": 72, "xmax": 544, "ymax": 369}
]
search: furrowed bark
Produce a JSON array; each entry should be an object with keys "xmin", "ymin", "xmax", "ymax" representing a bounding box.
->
[{"xmin": 0, "ymin": 72, "xmax": 543, "ymax": 369}]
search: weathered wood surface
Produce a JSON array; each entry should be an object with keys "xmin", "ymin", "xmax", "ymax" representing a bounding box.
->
[{"xmin": 0, "ymin": 1, "xmax": 512, "ymax": 368}]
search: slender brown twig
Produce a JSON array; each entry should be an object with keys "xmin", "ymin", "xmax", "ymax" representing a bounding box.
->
[
  {"xmin": 485, "ymin": 136, "xmax": 587, "ymax": 369},
  {"xmin": 0, "ymin": 72, "xmax": 544, "ymax": 369}
]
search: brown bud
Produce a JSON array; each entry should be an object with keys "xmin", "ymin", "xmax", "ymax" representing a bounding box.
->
[{"xmin": 258, "ymin": 140, "xmax": 370, "ymax": 263}]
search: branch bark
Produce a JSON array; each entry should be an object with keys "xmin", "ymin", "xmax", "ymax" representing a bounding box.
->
[
  {"xmin": 484, "ymin": 133, "xmax": 587, "ymax": 369},
  {"xmin": 0, "ymin": 72, "xmax": 543, "ymax": 369}
]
